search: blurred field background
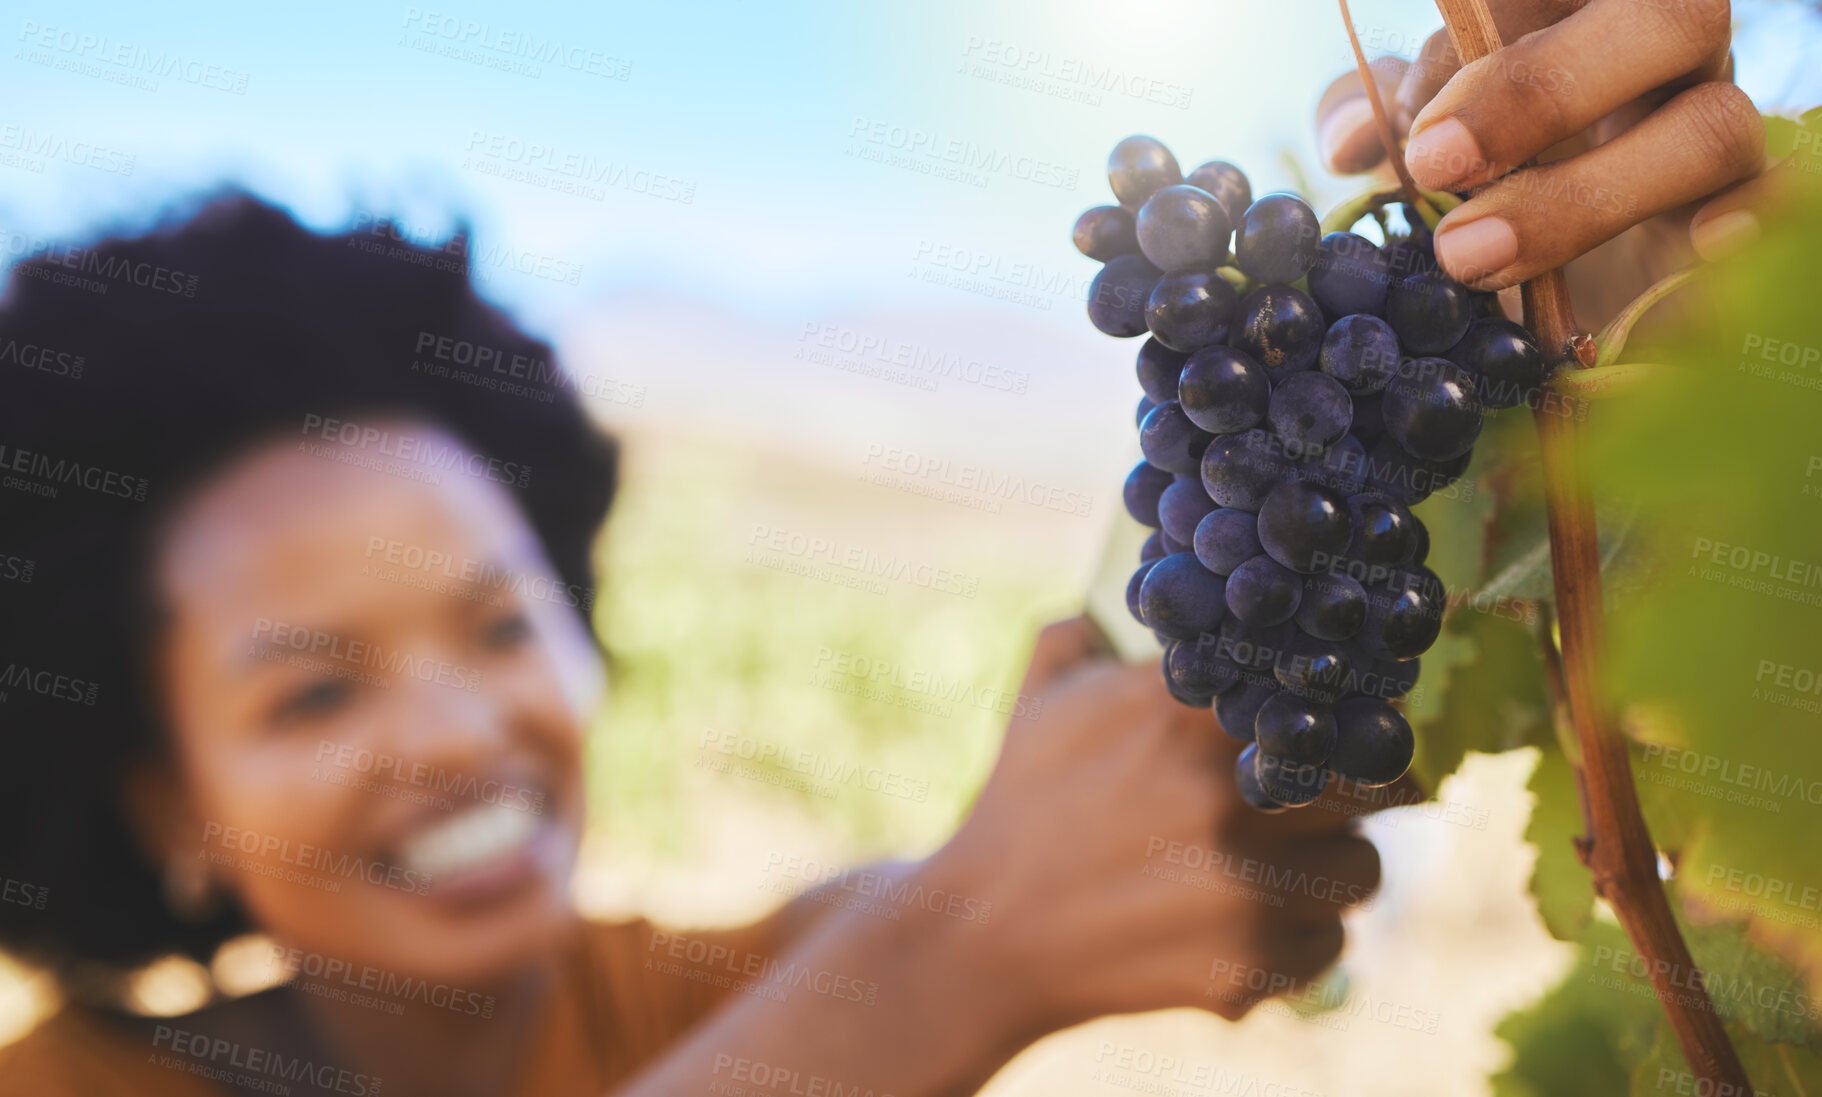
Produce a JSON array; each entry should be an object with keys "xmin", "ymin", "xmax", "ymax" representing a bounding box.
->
[{"xmin": 3, "ymin": 0, "xmax": 1820, "ymax": 1090}]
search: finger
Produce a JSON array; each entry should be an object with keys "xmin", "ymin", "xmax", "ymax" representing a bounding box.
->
[
  {"xmin": 1429, "ymin": 81, "xmax": 1764, "ymax": 289},
  {"xmin": 1316, "ymin": 57, "xmax": 1410, "ymax": 175},
  {"xmin": 1394, "ymin": 28, "xmax": 1461, "ymax": 136},
  {"xmin": 1405, "ymin": 0, "xmax": 1735, "ymax": 191},
  {"xmin": 1018, "ymin": 616, "xmax": 1113, "ymax": 695},
  {"xmin": 1255, "ymin": 919, "xmax": 1347, "ymax": 993},
  {"xmin": 1270, "ymin": 834, "xmax": 1383, "ymax": 922},
  {"xmin": 1205, "ymin": 920, "xmax": 1346, "ymax": 1016},
  {"xmin": 1394, "ymin": 0, "xmax": 1595, "ymax": 135},
  {"xmin": 1690, "ymin": 155, "xmax": 1802, "ymax": 261}
]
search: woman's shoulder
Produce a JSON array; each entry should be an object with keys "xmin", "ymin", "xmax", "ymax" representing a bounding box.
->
[{"xmin": 0, "ymin": 1005, "xmax": 225, "ymax": 1097}]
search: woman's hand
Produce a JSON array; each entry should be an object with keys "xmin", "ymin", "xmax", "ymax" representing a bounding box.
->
[
  {"xmin": 1317, "ymin": 0, "xmax": 1765, "ymax": 305},
  {"xmin": 929, "ymin": 618, "xmax": 1383, "ymax": 1035},
  {"xmin": 619, "ymin": 620, "xmax": 1385, "ymax": 1097}
]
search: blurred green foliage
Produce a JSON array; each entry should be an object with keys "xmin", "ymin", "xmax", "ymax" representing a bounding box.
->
[
  {"xmin": 1483, "ymin": 110, "xmax": 1822, "ymax": 1088},
  {"xmin": 586, "ymin": 435, "xmax": 1080, "ymax": 866}
]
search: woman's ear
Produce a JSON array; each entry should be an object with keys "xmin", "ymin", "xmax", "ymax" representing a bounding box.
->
[{"xmin": 122, "ymin": 762, "xmax": 218, "ymax": 920}]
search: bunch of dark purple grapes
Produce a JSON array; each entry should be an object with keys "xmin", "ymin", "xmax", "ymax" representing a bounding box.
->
[{"xmin": 1075, "ymin": 135, "xmax": 1546, "ymax": 813}]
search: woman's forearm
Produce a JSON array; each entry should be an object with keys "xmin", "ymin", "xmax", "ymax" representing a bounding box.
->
[{"xmin": 614, "ymin": 855, "xmax": 1032, "ymax": 1097}]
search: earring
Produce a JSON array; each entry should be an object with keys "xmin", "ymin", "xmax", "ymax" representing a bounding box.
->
[{"xmin": 163, "ymin": 851, "xmax": 220, "ymax": 922}]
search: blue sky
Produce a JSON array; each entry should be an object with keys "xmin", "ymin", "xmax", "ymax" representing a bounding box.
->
[{"xmin": 4, "ymin": 0, "xmax": 1818, "ymax": 491}]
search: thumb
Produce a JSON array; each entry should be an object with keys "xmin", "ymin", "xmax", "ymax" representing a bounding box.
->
[
  {"xmin": 1018, "ymin": 616, "xmax": 1115, "ymax": 696},
  {"xmin": 1316, "ymin": 56, "xmax": 1410, "ymax": 175}
]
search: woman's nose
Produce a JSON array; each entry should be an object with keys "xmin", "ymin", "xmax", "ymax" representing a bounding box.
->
[{"xmin": 384, "ymin": 668, "xmax": 515, "ymax": 770}]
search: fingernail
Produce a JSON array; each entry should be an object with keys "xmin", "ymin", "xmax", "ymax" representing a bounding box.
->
[
  {"xmin": 1434, "ymin": 217, "xmax": 1517, "ymax": 284},
  {"xmin": 1405, "ymin": 117, "xmax": 1482, "ymax": 189},
  {"xmin": 1319, "ymin": 98, "xmax": 1380, "ymax": 174},
  {"xmin": 1691, "ymin": 209, "xmax": 1759, "ymax": 262}
]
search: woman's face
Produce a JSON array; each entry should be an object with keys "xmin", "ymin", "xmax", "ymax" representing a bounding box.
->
[{"xmin": 149, "ymin": 421, "xmax": 602, "ymax": 984}]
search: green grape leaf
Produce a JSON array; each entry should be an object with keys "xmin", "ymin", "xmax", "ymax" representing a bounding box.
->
[
  {"xmin": 1477, "ymin": 501, "xmax": 1644, "ymax": 604},
  {"xmin": 1631, "ymin": 1020, "xmax": 1822, "ymax": 1097},
  {"xmin": 1493, "ymin": 920, "xmax": 1666, "ymax": 1097},
  {"xmin": 1682, "ymin": 916, "xmax": 1822, "ymax": 1050},
  {"xmin": 1526, "ymin": 745, "xmax": 1596, "ymax": 942},
  {"xmin": 1764, "ymin": 115, "xmax": 1800, "ymax": 161},
  {"xmin": 1410, "ymin": 609, "xmax": 1553, "ymax": 789}
]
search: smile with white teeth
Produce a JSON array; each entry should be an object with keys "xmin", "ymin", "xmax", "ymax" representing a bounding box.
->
[{"xmin": 396, "ymin": 801, "xmax": 540, "ymax": 883}]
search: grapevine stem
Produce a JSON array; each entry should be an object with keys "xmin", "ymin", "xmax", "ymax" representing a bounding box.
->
[
  {"xmin": 1594, "ymin": 268, "xmax": 1699, "ymax": 368},
  {"xmin": 1430, "ymin": 0, "xmax": 1751, "ymax": 1088},
  {"xmin": 1335, "ymin": 0, "xmax": 1430, "ymax": 215}
]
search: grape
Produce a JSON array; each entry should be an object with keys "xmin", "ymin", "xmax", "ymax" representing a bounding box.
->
[
  {"xmin": 1225, "ymin": 553, "xmax": 1302, "ymax": 626},
  {"xmin": 1166, "ymin": 675, "xmax": 1216, "ymax": 708},
  {"xmin": 1135, "ymin": 337, "xmax": 1188, "ymax": 404},
  {"xmin": 1140, "ymin": 530, "xmax": 1167, "ymax": 564},
  {"xmin": 1073, "ymin": 205, "xmax": 1139, "ymax": 261},
  {"xmin": 1256, "ymin": 479, "xmax": 1352, "ymax": 574},
  {"xmin": 1426, "ymin": 449, "xmax": 1473, "ymax": 498},
  {"xmin": 1201, "ymin": 429, "xmax": 1295, "ymax": 512},
  {"xmin": 1255, "ymin": 692, "xmax": 1337, "ymax": 766},
  {"xmin": 1087, "ymin": 253, "xmax": 1163, "ymax": 337},
  {"xmin": 1319, "ymin": 314, "xmax": 1401, "ymax": 395},
  {"xmin": 1139, "ymin": 401, "xmax": 1215, "ymax": 475},
  {"xmin": 1382, "ymin": 357, "xmax": 1484, "ymax": 461},
  {"xmin": 1126, "ymin": 560, "xmax": 1157, "ymax": 622},
  {"xmin": 1158, "ymin": 477, "xmax": 1218, "ymax": 545},
  {"xmin": 1235, "ymin": 743, "xmax": 1287, "ymax": 811},
  {"xmin": 1275, "ymin": 637, "xmax": 1356, "ymax": 705},
  {"xmin": 1371, "ymin": 655, "xmax": 1419, "ymax": 699},
  {"xmin": 1266, "ymin": 371, "xmax": 1352, "ymax": 452},
  {"xmin": 1296, "ymin": 572, "xmax": 1367, "ymax": 641},
  {"xmin": 1448, "ymin": 317, "xmax": 1544, "ymax": 410},
  {"xmin": 1381, "ymin": 239, "xmax": 1437, "ymax": 280},
  {"xmin": 1136, "ymin": 184, "xmax": 1233, "ymax": 272},
  {"xmin": 1254, "ymin": 750, "xmax": 1330, "ymax": 807},
  {"xmin": 1108, "ymin": 135, "xmax": 1183, "ymax": 206},
  {"xmin": 1186, "ymin": 160, "xmax": 1252, "ymax": 224},
  {"xmin": 1301, "ymin": 434, "xmax": 1368, "ymax": 496},
  {"xmin": 1220, "ymin": 684, "xmax": 1279, "ymax": 744},
  {"xmin": 1328, "ymin": 697, "xmax": 1414, "ymax": 786},
  {"xmin": 1145, "ymin": 270, "xmax": 1238, "ymax": 353},
  {"xmin": 1123, "ymin": 461, "xmax": 1173, "ymax": 526},
  {"xmin": 1077, "ymin": 142, "xmax": 1447, "ymax": 806},
  {"xmin": 1167, "ymin": 637, "xmax": 1242, "ymax": 696},
  {"xmin": 1362, "ymin": 436, "xmax": 1431, "ymax": 506},
  {"xmin": 1345, "ymin": 492, "xmax": 1417, "ymax": 569},
  {"xmin": 1178, "ymin": 345, "xmax": 1269, "ymax": 434},
  {"xmin": 1233, "ymin": 284, "xmax": 1324, "ymax": 377},
  {"xmin": 1349, "ymin": 391, "xmax": 1385, "ymax": 445},
  {"xmin": 1218, "ymin": 616, "xmax": 1294, "ymax": 675},
  {"xmin": 1386, "ymin": 270, "xmax": 1471, "ymax": 354},
  {"xmin": 1235, "ymin": 194, "xmax": 1320, "ymax": 284},
  {"xmin": 1308, "ymin": 232, "xmax": 1391, "ymax": 318},
  {"xmin": 1193, "ymin": 507, "xmax": 1262, "ymax": 575},
  {"xmin": 1361, "ymin": 566, "xmax": 1446, "ymax": 660},
  {"xmin": 1138, "ymin": 552, "xmax": 1228, "ymax": 640}
]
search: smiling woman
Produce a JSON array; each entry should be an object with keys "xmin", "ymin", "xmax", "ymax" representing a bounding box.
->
[{"xmin": 0, "ymin": 194, "xmax": 1385, "ymax": 1097}]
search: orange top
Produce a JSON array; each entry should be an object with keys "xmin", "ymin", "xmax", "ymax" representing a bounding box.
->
[{"xmin": 0, "ymin": 918, "xmax": 779, "ymax": 1097}]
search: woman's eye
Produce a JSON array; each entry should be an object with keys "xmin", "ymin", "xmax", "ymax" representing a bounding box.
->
[
  {"xmin": 274, "ymin": 679, "xmax": 352, "ymax": 724},
  {"xmin": 481, "ymin": 611, "xmax": 532, "ymax": 651}
]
